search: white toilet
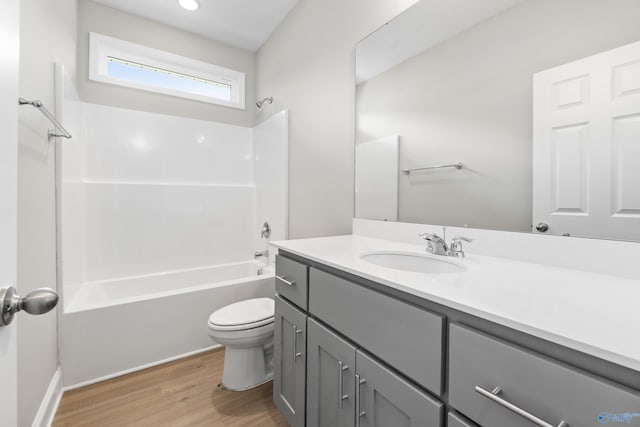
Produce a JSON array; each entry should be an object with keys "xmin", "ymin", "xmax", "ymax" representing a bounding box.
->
[{"xmin": 207, "ymin": 297, "xmax": 275, "ymax": 391}]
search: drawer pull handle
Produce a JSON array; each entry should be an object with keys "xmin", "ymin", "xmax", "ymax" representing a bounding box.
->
[
  {"xmin": 276, "ymin": 275, "xmax": 296, "ymax": 287},
  {"xmin": 355, "ymin": 374, "xmax": 366, "ymax": 427},
  {"xmin": 338, "ymin": 361, "xmax": 349, "ymax": 409},
  {"xmin": 475, "ymin": 385, "xmax": 570, "ymax": 427},
  {"xmin": 292, "ymin": 326, "xmax": 302, "ymax": 364}
]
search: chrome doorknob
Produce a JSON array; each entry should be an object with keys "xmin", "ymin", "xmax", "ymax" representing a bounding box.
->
[
  {"xmin": 0, "ymin": 286, "xmax": 58, "ymax": 326},
  {"xmin": 535, "ymin": 222, "xmax": 549, "ymax": 233}
]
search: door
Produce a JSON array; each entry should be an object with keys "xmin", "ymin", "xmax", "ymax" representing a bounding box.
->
[
  {"xmin": 306, "ymin": 318, "xmax": 357, "ymax": 427},
  {"xmin": 533, "ymin": 40, "xmax": 640, "ymax": 240},
  {"xmin": 0, "ymin": 0, "xmax": 20, "ymax": 425},
  {"xmin": 356, "ymin": 350, "xmax": 443, "ymax": 427},
  {"xmin": 273, "ymin": 295, "xmax": 307, "ymax": 427}
]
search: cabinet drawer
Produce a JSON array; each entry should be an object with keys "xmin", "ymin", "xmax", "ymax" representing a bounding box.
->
[
  {"xmin": 309, "ymin": 268, "xmax": 444, "ymax": 395},
  {"xmin": 449, "ymin": 324, "xmax": 640, "ymax": 427},
  {"xmin": 275, "ymin": 255, "xmax": 309, "ymax": 310},
  {"xmin": 447, "ymin": 412, "xmax": 478, "ymax": 427}
]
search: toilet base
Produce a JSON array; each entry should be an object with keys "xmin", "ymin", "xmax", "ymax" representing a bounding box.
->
[{"xmin": 221, "ymin": 344, "xmax": 274, "ymax": 391}]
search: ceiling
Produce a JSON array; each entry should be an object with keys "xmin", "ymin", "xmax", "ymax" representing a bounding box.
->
[{"xmin": 91, "ymin": 0, "xmax": 299, "ymax": 52}]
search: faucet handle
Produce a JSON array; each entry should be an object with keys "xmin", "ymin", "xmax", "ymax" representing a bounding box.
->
[
  {"xmin": 452, "ymin": 236, "xmax": 474, "ymax": 244},
  {"xmin": 449, "ymin": 236, "xmax": 473, "ymax": 258},
  {"xmin": 418, "ymin": 232, "xmax": 443, "ymax": 242}
]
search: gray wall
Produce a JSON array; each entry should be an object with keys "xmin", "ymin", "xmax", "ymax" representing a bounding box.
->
[
  {"xmin": 77, "ymin": 0, "xmax": 256, "ymax": 127},
  {"xmin": 256, "ymin": 0, "xmax": 419, "ymax": 239},
  {"xmin": 18, "ymin": 0, "xmax": 77, "ymax": 425},
  {"xmin": 356, "ymin": 0, "xmax": 640, "ymax": 232}
]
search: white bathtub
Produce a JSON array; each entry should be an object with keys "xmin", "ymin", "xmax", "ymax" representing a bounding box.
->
[
  {"xmin": 60, "ymin": 261, "xmax": 275, "ymax": 387},
  {"xmin": 64, "ymin": 261, "xmax": 272, "ymax": 313}
]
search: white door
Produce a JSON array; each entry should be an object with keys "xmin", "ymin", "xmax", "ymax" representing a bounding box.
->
[
  {"xmin": 533, "ymin": 40, "xmax": 640, "ymax": 241},
  {"xmin": 0, "ymin": 0, "xmax": 20, "ymax": 425},
  {"xmin": 355, "ymin": 136, "xmax": 399, "ymax": 221}
]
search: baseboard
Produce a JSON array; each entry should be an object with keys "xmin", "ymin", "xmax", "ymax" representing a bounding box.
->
[
  {"xmin": 63, "ymin": 344, "xmax": 222, "ymax": 391},
  {"xmin": 32, "ymin": 367, "xmax": 63, "ymax": 427}
]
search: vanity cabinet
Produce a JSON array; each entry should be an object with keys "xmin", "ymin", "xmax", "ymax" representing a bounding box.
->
[
  {"xmin": 274, "ymin": 251, "xmax": 640, "ymax": 427},
  {"xmin": 306, "ymin": 318, "xmax": 443, "ymax": 427},
  {"xmin": 273, "ymin": 295, "xmax": 307, "ymax": 427}
]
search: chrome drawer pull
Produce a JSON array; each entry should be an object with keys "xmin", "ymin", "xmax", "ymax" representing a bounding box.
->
[
  {"xmin": 355, "ymin": 374, "xmax": 366, "ymax": 427},
  {"xmin": 276, "ymin": 275, "xmax": 296, "ymax": 287},
  {"xmin": 292, "ymin": 326, "xmax": 302, "ymax": 364},
  {"xmin": 475, "ymin": 385, "xmax": 570, "ymax": 427},
  {"xmin": 338, "ymin": 361, "xmax": 349, "ymax": 409}
]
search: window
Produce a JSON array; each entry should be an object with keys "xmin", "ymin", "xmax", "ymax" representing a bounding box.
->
[{"xmin": 89, "ymin": 33, "xmax": 245, "ymax": 109}]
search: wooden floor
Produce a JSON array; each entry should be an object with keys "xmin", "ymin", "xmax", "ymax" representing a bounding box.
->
[{"xmin": 53, "ymin": 349, "xmax": 287, "ymax": 427}]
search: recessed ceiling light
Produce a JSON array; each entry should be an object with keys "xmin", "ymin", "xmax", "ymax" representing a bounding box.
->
[{"xmin": 178, "ymin": 0, "xmax": 199, "ymax": 11}]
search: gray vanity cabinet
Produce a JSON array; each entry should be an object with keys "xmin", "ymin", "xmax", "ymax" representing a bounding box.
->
[
  {"xmin": 274, "ymin": 252, "xmax": 640, "ymax": 427},
  {"xmin": 274, "ymin": 295, "xmax": 307, "ymax": 427},
  {"xmin": 306, "ymin": 318, "xmax": 357, "ymax": 427},
  {"xmin": 306, "ymin": 317, "xmax": 443, "ymax": 427}
]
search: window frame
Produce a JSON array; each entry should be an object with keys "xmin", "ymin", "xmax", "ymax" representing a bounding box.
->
[{"xmin": 89, "ymin": 32, "xmax": 246, "ymax": 109}]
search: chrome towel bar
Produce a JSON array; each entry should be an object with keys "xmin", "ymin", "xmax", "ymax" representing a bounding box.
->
[
  {"xmin": 401, "ymin": 162, "xmax": 463, "ymax": 175},
  {"xmin": 18, "ymin": 97, "xmax": 72, "ymax": 142}
]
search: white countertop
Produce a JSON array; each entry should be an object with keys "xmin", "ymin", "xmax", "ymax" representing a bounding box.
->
[{"xmin": 272, "ymin": 234, "xmax": 640, "ymax": 372}]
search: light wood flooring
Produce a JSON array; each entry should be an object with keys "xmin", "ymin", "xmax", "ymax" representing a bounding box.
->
[{"xmin": 52, "ymin": 348, "xmax": 287, "ymax": 427}]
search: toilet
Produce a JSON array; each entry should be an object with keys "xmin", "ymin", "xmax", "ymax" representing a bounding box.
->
[{"xmin": 207, "ymin": 297, "xmax": 275, "ymax": 391}]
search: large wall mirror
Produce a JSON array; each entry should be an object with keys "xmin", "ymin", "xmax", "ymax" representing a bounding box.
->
[{"xmin": 355, "ymin": 0, "xmax": 640, "ymax": 242}]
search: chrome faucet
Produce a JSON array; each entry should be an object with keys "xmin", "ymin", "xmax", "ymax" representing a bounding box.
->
[
  {"xmin": 419, "ymin": 232, "xmax": 449, "ymax": 256},
  {"xmin": 419, "ymin": 229, "xmax": 474, "ymax": 258},
  {"xmin": 254, "ymin": 249, "xmax": 269, "ymax": 259}
]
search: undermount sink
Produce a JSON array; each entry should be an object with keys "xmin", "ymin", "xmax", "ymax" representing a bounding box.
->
[{"xmin": 360, "ymin": 251, "xmax": 466, "ymax": 274}]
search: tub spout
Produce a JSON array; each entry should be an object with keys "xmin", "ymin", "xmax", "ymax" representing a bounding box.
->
[{"xmin": 254, "ymin": 250, "xmax": 269, "ymax": 259}]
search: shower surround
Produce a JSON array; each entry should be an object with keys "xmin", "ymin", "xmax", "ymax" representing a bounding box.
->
[{"xmin": 55, "ymin": 66, "xmax": 288, "ymax": 387}]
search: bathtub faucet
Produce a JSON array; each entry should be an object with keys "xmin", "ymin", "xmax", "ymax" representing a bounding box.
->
[{"xmin": 254, "ymin": 249, "xmax": 269, "ymax": 259}]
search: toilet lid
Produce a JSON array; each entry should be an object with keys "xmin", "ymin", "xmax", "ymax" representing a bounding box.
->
[{"xmin": 208, "ymin": 297, "xmax": 274, "ymax": 327}]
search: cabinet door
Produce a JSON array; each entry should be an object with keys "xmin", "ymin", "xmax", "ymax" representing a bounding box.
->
[
  {"xmin": 307, "ymin": 318, "xmax": 357, "ymax": 427},
  {"xmin": 273, "ymin": 295, "xmax": 307, "ymax": 427},
  {"xmin": 356, "ymin": 350, "xmax": 443, "ymax": 427}
]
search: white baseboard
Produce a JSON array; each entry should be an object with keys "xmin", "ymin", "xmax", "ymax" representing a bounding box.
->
[
  {"xmin": 64, "ymin": 344, "xmax": 222, "ymax": 391},
  {"xmin": 32, "ymin": 367, "xmax": 63, "ymax": 427}
]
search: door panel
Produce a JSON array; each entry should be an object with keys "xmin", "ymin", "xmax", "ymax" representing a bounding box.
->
[
  {"xmin": 533, "ymin": 39, "xmax": 640, "ymax": 240},
  {"xmin": 0, "ymin": 0, "xmax": 20, "ymax": 424},
  {"xmin": 356, "ymin": 350, "xmax": 443, "ymax": 427},
  {"xmin": 306, "ymin": 318, "xmax": 357, "ymax": 427},
  {"xmin": 273, "ymin": 295, "xmax": 307, "ymax": 427}
]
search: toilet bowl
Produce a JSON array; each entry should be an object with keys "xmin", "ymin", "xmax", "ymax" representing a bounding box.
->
[{"xmin": 207, "ymin": 297, "xmax": 275, "ymax": 391}]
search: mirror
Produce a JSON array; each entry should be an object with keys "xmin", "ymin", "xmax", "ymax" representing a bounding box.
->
[{"xmin": 355, "ymin": 0, "xmax": 640, "ymax": 242}]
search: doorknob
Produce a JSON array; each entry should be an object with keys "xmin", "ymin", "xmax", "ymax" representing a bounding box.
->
[
  {"xmin": 0, "ymin": 286, "xmax": 58, "ymax": 326},
  {"xmin": 535, "ymin": 222, "xmax": 549, "ymax": 233}
]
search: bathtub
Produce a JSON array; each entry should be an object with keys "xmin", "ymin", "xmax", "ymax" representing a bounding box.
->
[{"xmin": 59, "ymin": 260, "xmax": 275, "ymax": 388}]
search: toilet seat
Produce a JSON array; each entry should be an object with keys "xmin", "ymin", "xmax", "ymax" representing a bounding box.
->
[{"xmin": 208, "ymin": 297, "xmax": 274, "ymax": 332}]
